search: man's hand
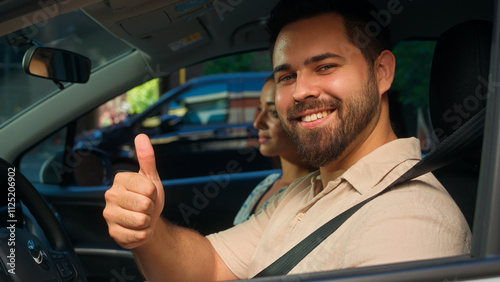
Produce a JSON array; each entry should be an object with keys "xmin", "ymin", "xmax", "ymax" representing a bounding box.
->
[{"xmin": 103, "ymin": 134, "xmax": 165, "ymax": 249}]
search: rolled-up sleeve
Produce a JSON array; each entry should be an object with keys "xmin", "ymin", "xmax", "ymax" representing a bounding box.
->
[{"xmin": 207, "ymin": 201, "xmax": 273, "ymax": 278}]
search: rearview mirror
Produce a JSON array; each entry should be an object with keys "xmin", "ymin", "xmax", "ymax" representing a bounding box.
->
[{"xmin": 22, "ymin": 46, "xmax": 91, "ymax": 83}]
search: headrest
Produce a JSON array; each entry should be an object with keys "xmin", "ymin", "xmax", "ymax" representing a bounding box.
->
[{"xmin": 429, "ymin": 20, "xmax": 492, "ymax": 162}]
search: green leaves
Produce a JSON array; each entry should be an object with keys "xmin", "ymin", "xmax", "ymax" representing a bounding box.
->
[
  {"xmin": 392, "ymin": 40, "xmax": 437, "ymax": 109},
  {"xmin": 126, "ymin": 79, "xmax": 160, "ymax": 114}
]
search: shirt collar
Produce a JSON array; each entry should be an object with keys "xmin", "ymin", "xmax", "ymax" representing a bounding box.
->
[{"xmin": 341, "ymin": 137, "xmax": 422, "ymax": 195}]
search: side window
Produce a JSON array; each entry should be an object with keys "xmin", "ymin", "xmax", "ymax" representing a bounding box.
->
[
  {"xmin": 390, "ymin": 40, "xmax": 437, "ymax": 153},
  {"xmin": 19, "ymin": 126, "xmax": 112, "ymax": 187},
  {"xmin": 20, "ymin": 51, "xmax": 275, "ymax": 186},
  {"xmin": 20, "ymin": 128, "xmax": 67, "ymax": 184}
]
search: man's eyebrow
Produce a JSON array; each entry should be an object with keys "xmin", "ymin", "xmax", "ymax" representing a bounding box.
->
[
  {"xmin": 304, "ymin": 52, "xmax": 345, "ymax": 65},
  {"xmin": 273, "ymin": 63, "xmax": 291, "ymax": 74},
  {"xmin": 266, "ymin": 102, "xmax": 275, "ymax": 106},
  {"xmin": 273, "ymin": 53, "xmax": 345, "ymax": 74}
]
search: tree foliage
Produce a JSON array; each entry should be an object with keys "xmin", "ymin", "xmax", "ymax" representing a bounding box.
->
[
  {"xmin": 125, "ymin": 78, "xmax": 159, "ymax": 114},
  {"xmin": 392, "ymin": 41, "xmax": 436, "ymax": 109}
]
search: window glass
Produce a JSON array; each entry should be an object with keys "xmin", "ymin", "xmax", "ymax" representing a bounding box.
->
[
  {"xmin": 20, "ymin": 128, "xmax": 67, "ymax": 184},
  {"xmin": 21, "ymin": 126, "xmax": 113, "ymax": 187},
  {"xmin": 390, "ymin": 40, "xmax": 437, "ymax": 153},
  {"xmin": 20, "ymin": 52, "xmax": 273, "ymax": 186}
]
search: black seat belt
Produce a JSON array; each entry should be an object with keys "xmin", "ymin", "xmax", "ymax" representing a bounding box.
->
[{"xmin": 253, "ymin": 107, "xmax": 485, "ymax": 278}]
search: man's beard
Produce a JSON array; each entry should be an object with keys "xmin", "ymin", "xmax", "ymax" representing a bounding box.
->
[{"xmin": 280, "ymin": 73, "xmax": 381, "ymax": 168}]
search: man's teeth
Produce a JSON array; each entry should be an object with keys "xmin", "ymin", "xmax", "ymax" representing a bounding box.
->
[{"xmin": 301, "ymin": 111, "xmax": 330, "ymax": 122}]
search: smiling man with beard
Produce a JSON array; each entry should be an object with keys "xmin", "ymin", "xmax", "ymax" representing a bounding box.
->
[
  {"xmin": 102, "ymin": 0, "xmax": 471, "ymax": 281},
  {"xmin": 280, "ymin": 65, "xmax": 380, "ymax": 170}
]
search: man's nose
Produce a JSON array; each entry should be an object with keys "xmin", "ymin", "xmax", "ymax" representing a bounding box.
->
[{"xmin": 292, "ymin": 74, "xmax": 321, "ymax": 102}]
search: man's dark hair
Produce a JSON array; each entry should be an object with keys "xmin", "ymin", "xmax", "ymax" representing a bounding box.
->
[{"xmin": 266, "ymin": 0, "xmax": 392, "ymax": 65}]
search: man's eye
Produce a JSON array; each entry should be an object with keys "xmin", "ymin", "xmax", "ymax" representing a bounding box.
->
[
  {"xmin": 278, "ymin": 74, "xmax": 295, "ymax": 83},
  {"xmin": 318, "ymin": 64, "xmax": 336, "ymax": 71}
]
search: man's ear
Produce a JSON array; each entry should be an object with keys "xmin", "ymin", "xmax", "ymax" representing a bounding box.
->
[{"xmin": 375, "ymin": 50, "xmax": 396, "ymax": 97}]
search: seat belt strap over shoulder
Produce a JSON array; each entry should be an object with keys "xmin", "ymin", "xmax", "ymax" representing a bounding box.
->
[
  {"xmin": 253, "ymin": 192, "xmax": 378, "ymax": 278},
  {"xmin": 253, "ymin": 108, "xmax": 485, "ymax": 278},
  {"xmin": 253, "ymin": 162, "xmax": 411, "ymax": 278}
]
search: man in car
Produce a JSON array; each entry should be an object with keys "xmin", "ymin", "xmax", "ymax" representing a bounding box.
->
[{"xmin": 103, "ymin": 0, "xmax": 471, "ymax": 280}]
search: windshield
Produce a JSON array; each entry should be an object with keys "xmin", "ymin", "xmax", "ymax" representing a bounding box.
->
[{"xmin": 0, "ymin": 9, "xmax": 133, "ymax": 129}]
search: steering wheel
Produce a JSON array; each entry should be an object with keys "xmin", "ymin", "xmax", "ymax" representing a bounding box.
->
[{"xmin": 0, "ymin": 157, "xmax": 87, "ymax": 281}]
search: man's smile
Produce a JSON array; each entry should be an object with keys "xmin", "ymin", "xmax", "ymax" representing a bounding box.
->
[{"xmin": 301, "ymin": 110, "xmax": 333, "ymax": 123}]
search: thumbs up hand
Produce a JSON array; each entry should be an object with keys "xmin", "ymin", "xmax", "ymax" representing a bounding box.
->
[{"xmin": 103, "ymin": 134, "xmax": 165, "ymax": 249}]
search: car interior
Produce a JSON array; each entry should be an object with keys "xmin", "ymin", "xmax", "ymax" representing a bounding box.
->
[{"xmin": 1, "ymin": 0, "xmax": 500, "ymax": 281}]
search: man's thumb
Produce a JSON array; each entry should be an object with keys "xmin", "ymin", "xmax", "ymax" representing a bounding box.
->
[{"xmin": 135, "ymin": 134, "xmax": 160, "ymax": 180}]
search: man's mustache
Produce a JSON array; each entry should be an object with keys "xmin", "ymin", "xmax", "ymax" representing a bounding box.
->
[{"xmin": 286, "ymin": 98, "xmax": 342, "ymax": 121}]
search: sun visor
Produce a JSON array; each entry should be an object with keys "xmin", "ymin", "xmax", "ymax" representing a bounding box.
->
[
  {"xmin": 119, "ymin": 10, "xmax": 172, "ymax": 36},
  {"xmin": 139, "ymin": 18, "xmax": 210, "ymax": 54}
]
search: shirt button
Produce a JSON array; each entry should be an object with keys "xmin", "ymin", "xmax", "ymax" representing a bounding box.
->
[{"xmin": 297, "ymin": 213, "xmax": 305, "ymax": 221}]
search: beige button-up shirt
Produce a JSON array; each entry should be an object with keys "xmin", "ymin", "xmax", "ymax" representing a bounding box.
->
[{"xmin": 207, "ymin": 138, "xmax": 471, "ymax": 278}]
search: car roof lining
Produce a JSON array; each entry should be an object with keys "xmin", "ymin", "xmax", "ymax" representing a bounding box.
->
[
  {"xmin": 81, "ymin": 0, "xmax": 278, "ymax": 77},
  {"xmin": 82, "ymin": 0, "xmax": 493, "ymax": 77},
  {"xmin": 0, "ymin": 0, "xmax": 493, "ymax": 78}
]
